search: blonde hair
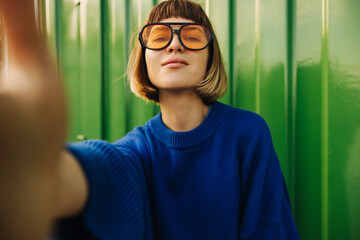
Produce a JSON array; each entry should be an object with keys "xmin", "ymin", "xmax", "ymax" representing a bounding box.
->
[{"xmin": 127, "ymin": 0, "xmax": 227, "ymax": 105}]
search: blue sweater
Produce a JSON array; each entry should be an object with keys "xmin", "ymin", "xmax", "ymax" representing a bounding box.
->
[{"xmin": 57, "ymin": 101, "xmax": 299, "ymax": 240}]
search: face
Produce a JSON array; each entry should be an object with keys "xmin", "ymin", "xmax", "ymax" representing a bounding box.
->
[{"xmin": 145, "ymin": 17, "xmax": 209, "ymax": 94}]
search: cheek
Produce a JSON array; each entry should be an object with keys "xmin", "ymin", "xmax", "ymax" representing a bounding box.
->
[
  {"xmin": 198, "ymin": 51, "xmax": 209, "ymax": 76},
  {"xmin": 145, "ymin": 51, "xmax": 158, "ymax": 79},
  {"xmin": 145, "ymin": 51, "xmax": 150, "ymax": 73}
]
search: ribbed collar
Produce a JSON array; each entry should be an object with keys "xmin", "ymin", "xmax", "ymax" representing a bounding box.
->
[{"xmin": 148, "ymin": 101, "xmax": 229, "ymax": 149}]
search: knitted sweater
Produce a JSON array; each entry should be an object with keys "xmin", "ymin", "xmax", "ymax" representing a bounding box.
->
[{"xmin": 56, "ymin": 101, "xmax": 300, "ymax": 240}]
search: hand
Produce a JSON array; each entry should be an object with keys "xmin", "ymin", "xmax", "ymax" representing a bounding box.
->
[{"xmin": 0, "ymin": 1, "xmax": 67, "ymax": 239}]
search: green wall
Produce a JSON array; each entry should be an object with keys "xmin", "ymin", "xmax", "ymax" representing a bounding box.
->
[{"xmin": 42, "ymin": 0, "xmax": 360, "ymax": 239}]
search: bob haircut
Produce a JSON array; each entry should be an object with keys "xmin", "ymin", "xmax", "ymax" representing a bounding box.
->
[{"xmin": 128, "ymin": 0, "xmax": 227, "ymax": 105}]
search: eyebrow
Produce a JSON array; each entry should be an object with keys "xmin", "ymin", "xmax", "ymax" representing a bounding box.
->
[
  {"xmin": 150, "ymin": 25, "xmax": 170, "ymax": 31},
  {"xmin": 182, "ymin": 26, "xmax": 206, "ymax": 35},
  {"xmin": 182, "ymin": 26, "xmax": 203, "ymax": 31}
]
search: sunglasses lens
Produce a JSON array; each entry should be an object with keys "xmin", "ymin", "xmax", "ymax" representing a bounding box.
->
[
  {"xmin": 142, "ymin": 24, "xmax": 172, "ymax": 49},
  {"xmin": 180, "ymin": 25, "xmax": 211, "ymax": 50}
]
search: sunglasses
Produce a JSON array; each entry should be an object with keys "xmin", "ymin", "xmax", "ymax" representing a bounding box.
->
[{"xmin": 139, "ymin": 22, "xmax": 214, "ymax": 51}]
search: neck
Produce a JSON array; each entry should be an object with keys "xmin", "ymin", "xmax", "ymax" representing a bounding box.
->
[{"xmin": 159, "ymin": 90, "xmax": 209, "ymax": 132}]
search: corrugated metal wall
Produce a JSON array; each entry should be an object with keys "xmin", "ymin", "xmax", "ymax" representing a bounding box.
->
[{"xmin": 41, "ymin": 0, "xmax": 360, "ymax": 239}]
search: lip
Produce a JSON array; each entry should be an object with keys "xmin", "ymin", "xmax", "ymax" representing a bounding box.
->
[{"xmin": 162, "ymin": 58, "xmax": 189, "ymax": 67}]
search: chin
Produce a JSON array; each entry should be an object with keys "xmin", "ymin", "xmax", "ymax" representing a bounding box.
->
[
  {"xmin": 158, "ymin": 85, "xmax": 189, "ymax": 91},
  {"xmin": 153, "ymin": 78, "xmax": 186, "ymax": 88}
]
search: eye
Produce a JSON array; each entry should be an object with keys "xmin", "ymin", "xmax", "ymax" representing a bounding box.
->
[
  {"xmin": 187, "ymin": 37, "xmax": 200, "ymax": 41},
  {"xmin": 151, "ymin": 35, "xmax": 170, "ymax": 42},
  {"xmin": 183, "ymin": 35, "xmax": 201, "ymax": 42}
]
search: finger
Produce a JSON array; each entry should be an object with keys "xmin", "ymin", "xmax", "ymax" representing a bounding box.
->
[{"xmin": 0, "ymin": 0, "xmax": 42, "ymax": 64}]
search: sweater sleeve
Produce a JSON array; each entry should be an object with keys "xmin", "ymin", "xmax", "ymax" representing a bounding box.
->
[
  {"xmin": 238, "ymin": 119, "xmax": 300, "ymax": 240},
  {"xmin": 57, "ymin": 140, "xmax": 149, "ymax": 240}
]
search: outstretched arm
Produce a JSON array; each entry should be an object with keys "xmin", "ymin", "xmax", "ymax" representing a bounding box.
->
[{"xmin": 0, "ymin": 1, "xmax": 87, "ymax": 239}]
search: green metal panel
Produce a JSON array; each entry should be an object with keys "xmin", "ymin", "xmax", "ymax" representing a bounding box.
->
[
  {"xmin": 208, "ymin": 0, "xmax": 231, "ymax": 105},
  {"xmin": 234, "ymin": 0, "xmax": 256, "ymax": 111},
  {"xmin": 234, "ymin": 0, "xmax": 289, "ymax": 180},
  {"xmin": 47, "ymin": 0, "xmax": 103, "ymax": 141},
  {"xmin": 101, "ymin": 0, "xmax": 128, "ymax": 141},
  {"xmin": 328, "ymin": 0, "xmax": 360, "ymax": 239},
  {"xmin": 42, "ymin": 0, "xmax": 360, "ymax": 239},
  {"xmin": 295, "ymin": 0, "xmax": 323, "ymax": 238},
  {"xmin": 59, "ymin": 0, "xmax": 83, "ymax": 141},
  {"xmin": 127, "ymin": 0, "xmax": 159, "ymax": 132},
  {"xmin": 79, "ymin": 0, "xmax": 103, "ymax": 140},
  {"xmin": 258, "ymin": 0, "xmax": 287, "ymax": 180},
  {"xmin": 295, "ymin": 0, "xmax": 360, "ymax": 239},
  {"xmin": 234, "ymin": 0, "xmax": 291, "ymax": 201}
]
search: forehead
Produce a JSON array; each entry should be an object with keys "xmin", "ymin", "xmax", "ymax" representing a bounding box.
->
[{"xmin": 159, "ymin": 17, "xmax": 195, "ymax": 23}]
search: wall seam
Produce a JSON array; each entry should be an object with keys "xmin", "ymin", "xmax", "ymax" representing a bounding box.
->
[
  {"xmin": 254, "ymin": 0, "xmax": 261, "ymax": 114},
  {"xmin": 321, "ymin": 0, "xmax": 329, "ymax": 239},
  {"xmin": 125, "ymin": 0, "xmax": 131, "ymax": 132},
  {"xmin": 100, "ymin": 0, "xmax": 109, "ymax": 140},
  {"xmin": 229, "ymin": 0, "xmax": 235, "ymax": 106},
  {"xmin": 55, "ymin": 0, "xmax": 62, "ymax": 81},
  {"xmin": 285, "ymin": 0, "xmax": 297, "ymax": 217}
]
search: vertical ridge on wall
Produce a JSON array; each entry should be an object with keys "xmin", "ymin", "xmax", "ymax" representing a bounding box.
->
[
  {"xmin": 100, "ymin": 0, "xmax": 109, "ymax": 140},
  {"xmin": 228, "ymin": 0, "xmax": 235, "ymax": 106},
  {"xmin": 54, "ymin": 0, "xmax": 62, "ymax": 86},
  {"xmin": 254, "ymin": 0, "xmax": 261, "ymax": 114},
  {"xmin": 127, "ymin": 0, "xmax": 156, "ymax": 132},
  {"xmin": 208, "ymin": 0, "xmax": 230, "ymax": 105},
  {"xmin": 205, "ymin": 0, "xmax": 209, "ymax": 15},
  {"xmin": 125, "ymin": 0, "xmax": 131, "ymax": 133},
  {"xmin": 295, "ymin": 0, "xmax": 323, "ymax": 238},
  {"xmin": 107, "ymin": 0, "xmax": 130, "ymax": 141},
  {"xmin": 79, "ymin": 0, "xmax": 102, "ymax": 140},
  {"xmin": 328, "ymin": 0, "xmax": 360, "ymax": 238},
  {"xmin": 285, "ymin": 0, "xmax": 296, "ymax": 216},
  {"xmin": 234, "ymin": 0, "xmax": 256, "ymax": 112},
  {"xmin": 60, "ymin": 0, "xmax": 82, "ymax": 141},
  {"xmin": 320, "ymin": 0, "xmax": 329, "ymax": 239}
]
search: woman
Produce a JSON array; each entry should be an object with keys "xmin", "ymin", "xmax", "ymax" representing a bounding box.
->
[{"xmin": 0, "ymin": 0, "xmax": 300, "ymax": 239}]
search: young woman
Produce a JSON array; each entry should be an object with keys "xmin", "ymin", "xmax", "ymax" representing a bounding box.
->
[{"xmin": 0, "ymin": 0, "xmax": 300, "ymax": 239}]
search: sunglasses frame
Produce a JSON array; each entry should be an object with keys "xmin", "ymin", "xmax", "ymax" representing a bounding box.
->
[{"xmin": 138, "ymin": 22, "xmax": 214, "ymax": 51}]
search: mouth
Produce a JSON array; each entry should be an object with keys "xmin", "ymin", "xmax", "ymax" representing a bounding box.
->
[{"xmin": 162, "ymin": 58, "xmax": 189, "ymax": 68}]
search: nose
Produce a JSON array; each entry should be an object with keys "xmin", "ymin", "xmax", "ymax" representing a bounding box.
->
[{"xmin": 167, "ymin": 33, "xmax": 184, "ymax": 53}]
